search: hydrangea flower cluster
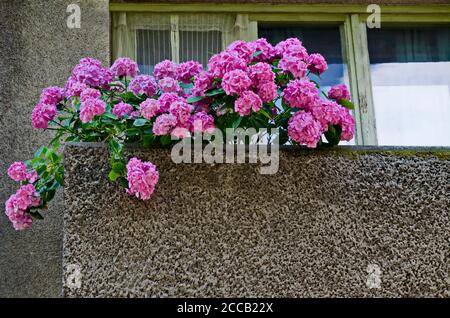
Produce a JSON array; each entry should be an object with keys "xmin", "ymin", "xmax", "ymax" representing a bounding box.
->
[
  {"xmin": 126, "ymin": 158, "xmax": 159, "ymax": 200},
  {"xmin": 5, "ymin": 184, "xmax": 41, "ymax": 230},
  {"xmin": 6, "ymin": 37, "xmax": 355, "ymax": 230},
  {"xmin": 5, "ymin": 162, "xmax": 42, "ymax": 230}
]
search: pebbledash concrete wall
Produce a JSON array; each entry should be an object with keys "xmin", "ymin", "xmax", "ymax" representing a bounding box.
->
[
  {"xmin": 63, "ymin": 144, "xmax": 449, "ymax": 297},
  {"xmin": 0, "ymin": 0, "xmax": 109, "ymax": 297}
]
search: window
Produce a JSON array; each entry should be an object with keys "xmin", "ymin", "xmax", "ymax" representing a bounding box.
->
[
  {"xmin": 260, "ymin": 25, "xmax": 348, "ymax": 91},
  {"xmin": 260, "ymin": 25, "xmax": 354, "ymax": 144},
  {"xmin": 112, "ymin": 12, "xmax": 249, "ymax": 73},
  {"xmin": 111, "ymin": 4, "xmax": 450, "ymax": 146},
  {"xmin": 367, "ymin": 27, "xmax": 450, "ymax": 146}
]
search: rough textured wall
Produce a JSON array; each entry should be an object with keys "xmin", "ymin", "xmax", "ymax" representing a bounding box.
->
[
  {"xmin": 111, "ymin": 0, "xmax": 450, "ymax": 5},
  {"xmin": 0, "ymin": 0, "xmax": 109, "ymax": 298},
  {"xmin": 63, "ymin": 144, "xmax": 449, "ymax": 297}
]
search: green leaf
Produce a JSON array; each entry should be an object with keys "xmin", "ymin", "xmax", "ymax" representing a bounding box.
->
[
  {"xmin": 279, "ymin": 129, "xmax": 289, "ymax": 145},
  {"xmin": 29, "ymin": 211, "xmax": 44, "ymax": 220},
  {"xmin": 112, "ymin": 162, "xmax": 126, "ymax": 174},
  {"xmin": 49, "ymin": 152, "xmax": 59, "ymax": 163},
  {"xmin": 117, "ymin": 177, "xmax": 129, "ymax": 188},
  {"xmin": 205, "ymin": 88, "xmax": 224, "ymax": 97},
  {"xmin": 180, "ymin": 82, "xmax": 194, "ymax": 90},
  {"xmin": 187, "ymin": 95, "xmax": 207, "ymax": 103},
  {"xmin": 43, "ymin": 189, "xmax": 56, "ymax": 202},
  {"xmin": 232, "ymin": 116, "xmax": 243, "ymax": 130},
  {"xmin": 103, "ymin": 112, "xmax": 117, "ymax": 120},
  {"xmin": 65, "ymin": 135, "xmax": 80, "ymax": 142},
  {"xmin": 35, "ymin": 164, "xmax": 47, "ymax": 175},
  {"xmin": 108, "ymin": 170, "xmax": 121, "ymax": 181},
  {"xmin": 133, "ymin": 118, "xmax": 147, "ymax": 127},
  {"xmin": 143, "ymin": 134, "xmax": 156, "ymax": 147},
  {"xmin": 160, "ymin": 135, "xmax": 172, "ymax": 147},
  {"xmin": 252, "ymin": 51, "xmax": 263, "ymax": 57},
  {"xmin": 126, "ymin": 128, "xmax": 140, "ymax": 136},
  {"xmin": 258, "ymin": 109, "xmax": 272, "ymax": 120},
  {"xmin": 108, "ymin": 139, "xmax": 122, "ymax": 154},
  {"xmin": 35, "ymin": 146, "xmax": 48, "ymax": 158},
  {"xmin": 55, "ymin": 172, "xmax": 64, "ymax": 186},
  {"xmin": 324, "ymin": 125, "xmax": 342, "ymax": 146},
  {"xmin": 338, "ymin": 99, "xmax": 355, "ymax": 110}
]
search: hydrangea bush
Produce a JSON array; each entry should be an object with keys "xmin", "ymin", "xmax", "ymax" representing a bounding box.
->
[{"xmin": 5, "ymin": 38, "xmax": 355, "ymax": 230}]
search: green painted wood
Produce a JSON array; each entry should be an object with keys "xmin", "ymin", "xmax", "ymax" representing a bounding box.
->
[
  {"xmin": 350, "ymin": 14, "xmax": 378, "ymax": 145},
  {"xmin": 109, "ymin": 3, "xmax": 450, "ymax": 14}
]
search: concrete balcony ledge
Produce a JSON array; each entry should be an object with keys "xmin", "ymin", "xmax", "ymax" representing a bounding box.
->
[{"xmin": 63, "ymin": 143, "xmax": 449, "ymax": 297}]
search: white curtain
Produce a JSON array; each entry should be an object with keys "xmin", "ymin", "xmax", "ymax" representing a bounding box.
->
[{"xmin": 112, "ymin": 12, "xmax": 257, "ymax": 71}]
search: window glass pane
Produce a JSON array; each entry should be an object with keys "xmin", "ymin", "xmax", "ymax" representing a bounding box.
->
[
  {"xmin": 259, "ymin": 25, "xmax": 348, "ymax": 90},
  {"xmin": 259, "ymin": 25, "xmax": 353, "ymax": 144},
  {"xmin": 368, "ymin": 27, "xmax": 450, "ymax": 146},
  {"xmin": 179, "ymin": 31, "xmax": 222, "ymax": 66},
  {"xmin": 136, "ymin": 29, "xmax": 171, "ymax": 74}
]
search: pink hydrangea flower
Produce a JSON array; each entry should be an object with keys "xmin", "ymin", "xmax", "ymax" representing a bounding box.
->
[
  {"xmin": 275, "ymin": 38, "xmax": 304, "ymax": 57},
  {"xmin": 5, "ymin": 184, "xmax": 41, "ymax": 230},
  {"xmin": 257, "ymin": 81, "xmax": 278, "ymax": 102},
  {"xmin": 249, "ymin": 62, "xmax": 275, "ymax": 86},
  {"xmin": 153, "ymin": 60, "xmax": 178, "ymax": 80},
  {"xmin": 169, "ymin": 101, "xmax": 193, "ymax": 124},
  {"xmin": 70, "ymin": 57, "xmax": 113, "ymax": 87},
  {"xmin": 65, "ymin": 80, "xmax": 88, "ymax": 98},
  {"xmin": 171, "ymin": 123, "xmax": 191, "ymax": 139},
  {"xmin": 188, "ymin": 111, "xmax": 215, "ymax": 133},
  {"xmin": 126, "ymin": 158, "xmax": 159, "ymax": 201},
  {"xmin": 307, "ymin": 53, "xmax": 328, "ymax": 75},
  {"xmin": 40, "ymin": 87, "xmax": 64, "ymax": 105},
  {"xmin": 112, "ymin": 102, "xmax": 133, "ymax": 118},
  {"xmin": 5, "ymin": 206, "xmax": 32, "ymax": 230},
  {"xmin": 140, "ymin": 99, "xmax": 160, "ymax": 120},
  {"xmin": 250, "ymin": 38, "xmax": 276, "ymax": 62},
  {"xmin": 80, "ymin": 88, "xmax": 101, "ymax": 102},
  {"xmin": 79, "ymin": 98, "xmax": 106, "ymax": 123},
  {"xmin": 288, "ymin": 111, "xmax": 322, "ymax": 148},
  {"xmin": 279, "ymin": 56, "xmax": 307, "ymax": 78},
  {"xmin": 158, "ymin": 93, "xmax": 184, "ymax": 113},
  {"xmin": 110, "ymin": 57, "xmax": 139, "ymax": 78},
  {"xmin": 221, "ymin": 70, "xmax": 252, "ymax": 96},
  {"xmin": 281, "ymin": 44, "xmax": 309, "ymax": 61},
  {"xmin": 227, "ymin": 40, "xmax": 254, "ymax": 63},
  {"xmin": 192, "ymin": 71, "xmax": 213, "ymax": 96},
  {"xmin": 26, "ymin": 171, "xmax": 39, "ymax": 184},
  {"xmin": 130, "ymin": 111, "xmax": 141, "ymax": 119},
  {"xmin": 328, "ymin": 84, "xmax": 351, "ymax": 101},
  {"xmin": 158, "ymin": 77, "xmax": 181, "ymax": 93},
  {"xmin": 7, "ymin": 162, "xmax": 27, "ymax": 182},
  {"xmin": 153, "ymin": 113, "xmax": 178, "ymax": 135},
  {"xmin": 176, "ymin": 61, "xmax": 203, "ymax": 83},
  {"xmin": 338, "ymin": 107, "xmax": 355, "ymax": 141},
  {"xmin": 207, "ymin": 51, "xmax": 247, "ymax": 78},
  {"xmin": 234, "ymin": 91, "xmax": 263, "ymax": 116},
  {"xmin": 129, "ymin": 75, "xmax": 157, "ymax": 96},
  {"xmin": 311, "ymin": 99, "xmax": 342, "ymax": 131},
  {"xmin": 32, "ymin": 102, "xmax": 57, "ymax": 129},
  {"xmin": 283, "ymin": 79, "xmax": 319, "ymax": 111}
]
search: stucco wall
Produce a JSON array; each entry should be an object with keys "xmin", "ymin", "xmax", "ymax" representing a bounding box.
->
[
  {"xmin": 0, "ymin": 0, "xmax": 109, "ymax": 298},
  {"xmin": 63, "ymin": 144, "xmax": 449, "ymax": 297}
]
